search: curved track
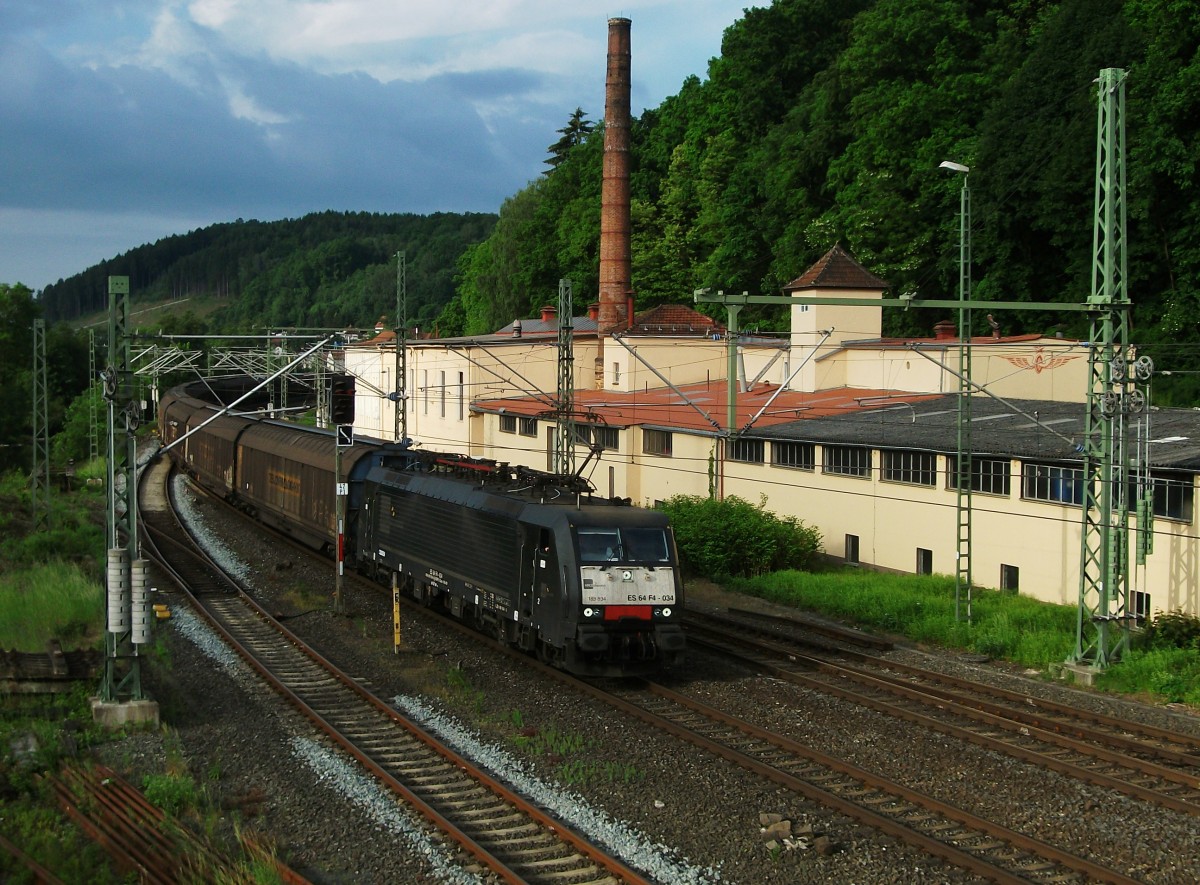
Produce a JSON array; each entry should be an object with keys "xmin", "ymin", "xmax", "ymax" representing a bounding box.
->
[
  {"xmin": 156, "ymin": 465, "xmax": 1166, "ymax": 883},
  {"xmin": 140, "ymin": 457, "xmax": 650, "ymax": 885}
]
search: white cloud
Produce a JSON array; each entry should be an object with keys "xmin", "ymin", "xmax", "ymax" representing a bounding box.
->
[
  {"xmin": 223, "ymin": 77, "xmax": 292, "ymax": 125},
  {"xmin": 1, "ymin": 0, "xmax": 753, "ymax": 287}
]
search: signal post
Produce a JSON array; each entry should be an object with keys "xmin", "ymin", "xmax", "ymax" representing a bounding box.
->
[{"xmin": 330, "ymin": 373, "xmax": 355, "ymax": 614}]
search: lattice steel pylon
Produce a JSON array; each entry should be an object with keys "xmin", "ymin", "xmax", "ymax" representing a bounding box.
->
[
  {"xmin": 1073, "ymin": 68, "xmax": 1135, "ymax": 669},
  {"xmin": 101, "ymin": 275, "xmax": 144, "ymax": 702},
  {"xmin": 31, "ymin": 318, "xmax": 51, "ymax": 529},
  {"xmin": 553, "ymin": 279, "xmax": 575, "ymax": 475},
  {"xmin": 88, "ymin": 329, "xmax": 99, "ymax": 461}
]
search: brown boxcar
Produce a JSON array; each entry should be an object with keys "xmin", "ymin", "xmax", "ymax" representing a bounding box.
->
[
  {"xmin": 235, "ymin": 422, "xmax": 380, "ymax": 550},
  {"xmin": 183, "ymin": 404, "xmax": 258, "ymax": 498},
  {"xmin": 157, "ymin": 389, "xmax": 205, "ymax": 451}
]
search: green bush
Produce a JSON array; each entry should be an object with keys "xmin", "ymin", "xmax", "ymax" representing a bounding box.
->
[
  {"xmin": 1137, "ymin": 610, "xmax": 1200, "ymax": 651},
  {"xmin": 659, "ymin": 494, "xmax": 821, "ymax": 579}
]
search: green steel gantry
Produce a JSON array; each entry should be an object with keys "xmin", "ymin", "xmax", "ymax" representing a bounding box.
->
[
  {"xmin": 554, "ymin": 279, "xmax": 576, "ymax": 476},
  {"xmin": 695, "ymin": 68, "xmax": 1138, "ymax": 670},
  {"xmin": 395, "ymin": 251, "xmax": 408, "ymax": 443},
  {"xmin": 1073, "ymin": 68, "xmax": 1142, "ymax": 668},
  {"xmin": 100, "ymin": 275, "xmax": 145, "ymax": 702},
  {"xmin": 31, "ymin": 318, "xmax": 51, "ymax": 530}
]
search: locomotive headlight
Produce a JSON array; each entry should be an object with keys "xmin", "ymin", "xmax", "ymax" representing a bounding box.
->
[
  {"xmin": 621, "ymin": 569, "xmax": 633, "ymax": 581},
  {"xmin": 661, "ymin": 607, "xmax": 672, "ymax": 618},
  {"xmin": 584, "ymin": 607, "xmax": 594, "ymax": 618}
]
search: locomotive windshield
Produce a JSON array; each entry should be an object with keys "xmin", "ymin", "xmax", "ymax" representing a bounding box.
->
[{"xmin": 578, "ymin": 527, "xmax": 670, "ymax": 564}]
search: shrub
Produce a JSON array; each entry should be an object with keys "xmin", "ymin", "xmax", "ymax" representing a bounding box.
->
[
  {"xmin": 659, "ymin": 494, "xmax": 822, "ymax": 579},
  {"xmin": 1137, "ymin": 610, "xmax": 1200, "ymax": 651}
]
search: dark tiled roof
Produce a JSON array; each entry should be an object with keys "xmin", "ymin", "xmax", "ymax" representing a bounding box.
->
[
  {"xmin": 783, "ymin": 243, "xmax": 888, "ymax": 292},
  {"xmin": 493, "ymin": 315, "xmax": 600, "ymax": 337},
  {"xmin": 627, "ymin": 304, "xmax": 724, "ymax": 336},
  {"xmin": 751, "ymin": 396, "xmax": 1200, "ymax": 470}
]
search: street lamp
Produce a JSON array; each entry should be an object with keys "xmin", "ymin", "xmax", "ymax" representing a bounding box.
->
[
  {"xmin": 941, "ymin": 159, "xmax": 971, "ymax": 622},
  {"xmin": 939, "ymin": 161, "xmax": 971, "ymax": 308}
]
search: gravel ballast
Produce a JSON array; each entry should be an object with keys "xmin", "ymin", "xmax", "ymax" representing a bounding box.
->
[{"xmin": 115, "ymin": 475, "xmax": 1200, "ymax": 884}]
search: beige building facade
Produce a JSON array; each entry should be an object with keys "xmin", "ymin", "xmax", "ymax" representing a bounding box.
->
[{"xmin": 337, "ymin": 246, "xmax": 1196, "ymax": 619}]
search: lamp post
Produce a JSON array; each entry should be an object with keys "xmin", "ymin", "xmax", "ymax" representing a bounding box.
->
[{"xmin": 940, "ymin": 160, "xmax": 972, "ymax": 622}]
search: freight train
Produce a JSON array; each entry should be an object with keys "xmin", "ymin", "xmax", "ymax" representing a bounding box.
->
[{"xmin": 158, "ymin": 383, "xmax": 686, "ymax": 677}]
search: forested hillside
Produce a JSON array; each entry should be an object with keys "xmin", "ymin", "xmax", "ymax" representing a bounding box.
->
[
  {"xmin": 29, "ymin": 0, "xmax": 1200, "ymax": 399},
  {"xmin": 446, "ymin": 0, "xmax": 1199, "ymax": 401},
  {"xmin": 39, "ymin": 211, "xmax": 497, "ymax": 332}
]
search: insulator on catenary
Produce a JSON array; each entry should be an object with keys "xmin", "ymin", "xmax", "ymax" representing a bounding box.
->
[
  {"xmin": 131, "ymin": 558, "xmax": 153, "ymax": 645},
  {"xmin": 107, "ymin": 547, "xmax": 131, "ymax": 634}
]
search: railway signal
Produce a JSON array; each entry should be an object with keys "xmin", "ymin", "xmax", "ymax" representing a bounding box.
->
[{"xmin": 330, "ymin": 373, "xmax": 356, "ymax": 425}]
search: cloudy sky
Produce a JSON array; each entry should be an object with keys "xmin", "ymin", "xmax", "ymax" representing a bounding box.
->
[{"xmin": 1, "ymin": 0, "xmax": 752, "ymax": 291}]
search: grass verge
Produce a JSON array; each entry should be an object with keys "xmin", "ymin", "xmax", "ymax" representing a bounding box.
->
[{"xmin": 728, "ymin": 568, "xmax": 1200, "ymax": 707}]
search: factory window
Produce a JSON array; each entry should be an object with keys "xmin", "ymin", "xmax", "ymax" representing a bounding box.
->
[
  {"xmin": 947, "ymin": 455, "xmax": 1012, "ymax": 496},
  {"xmin": 574, "ymin": 424, "xmax": 619, "ymax": 451},
  {"xmin": 612, "ymin": 362, "xmax": 621, "ymax": 385},
  {"xmin": 845, "ymin": 534, "xmax": 860, "ymax": 565},
  {"xmin": 772, "ymin": 441, "xmax": 815, "ymax": 471},
  {"xmin": 729, "ymin": 438, "xmax": 765, "ymax": 463},
  {"xmin": 643, "ymin": 429, "xmax": 673, "ymax": 457},
  {"xmin": 1022, "ymin": 462, "xmax": 1084, "ymax": 505},
  {"xmin": 458, "ymin": 372, "xmax": 464, "ymax": 420},
  {"xmin": 916, "ymin": 548, "xmax": 933, "ymax": 575},
  {"xmin": 1133, "ymin": 590, "xmax": 1151, "ymax": 624},
  {"xmin": 881, "ymin": 450, "xmax": 936, "ymax": 486},
  {"xmin": 1000, "ymin": 564, "xmax": 1019, "ymax": 593},
  {"xmin": 499, "ymin": 414, "xmax": 517, "ymax": 434},
  {"xmin": 439, "ymin": 370, "xmax": 446, "ymax": 418},
  {"xmin": 823, "ymin": 445, "xmax": 871, "ymax": 478},
  {"xmin": 1150, "ymin": 471, "xmax": 1193, "ymax": 522},
  {"xmin": 519, "ymin": 417, "xmax": 537, "ymax": 437},
  {"xmin": 422, "ymin": 370, "xmax": 429, "ymax": 414}
]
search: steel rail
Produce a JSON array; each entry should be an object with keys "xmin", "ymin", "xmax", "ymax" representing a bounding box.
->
[
  {"xmin": 630, "ymin": 679, "xmax": 1139, "ymax": 885},
  {"xmin": 691, "ymin": 622, "xmax": 1200, "ymax": 822},
  {"xmin": 687, "ymin": 608, "xmax": 1200, "ymax": 769},
  {"xmin": 143, "ymin": 460, "xmax": 650, "ymax": 885}
]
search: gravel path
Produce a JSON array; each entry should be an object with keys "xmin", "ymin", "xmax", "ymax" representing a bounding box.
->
[{"xmin": 104, "ymin": 475, "xmax": 1200, "ymax": 884}]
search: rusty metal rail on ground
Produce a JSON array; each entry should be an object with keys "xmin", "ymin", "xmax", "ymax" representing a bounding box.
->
[
  {"xmin": 0, "ymin": 831, "xmax": 65, "ymax": 885},
  {"xmin": 48, "ymin": 763, "xmax": 310, "ymax": 885}
]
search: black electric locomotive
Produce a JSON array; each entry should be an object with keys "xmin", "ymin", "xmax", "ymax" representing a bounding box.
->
[{"xmin": 158, "ymin": 385, "xmax": 685, "ymax": 677}]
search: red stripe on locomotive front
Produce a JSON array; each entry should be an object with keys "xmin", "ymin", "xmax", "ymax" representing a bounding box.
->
[{"xmin": 603, "ymin": 605, "xmax": 653, "ymax": 621}]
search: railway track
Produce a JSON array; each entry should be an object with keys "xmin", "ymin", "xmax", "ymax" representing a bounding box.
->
[
  {"xmin": 684, "ymin": 608, "xmax": 1200, "ymax": 818},
  {"xmin": 597, "ymin": 677, "xmax": 1138, "ymax": 885},
  {"xmin": 140, "ymin": 458, "xmax": 651, "ymax": 885},
  {"xmin": 352, "ymin": 597, "xmax": 1141, "ymax": 882},
  {"xmin": 161, "ymin": 467, "xmax": 1174, "ymax": 882}
]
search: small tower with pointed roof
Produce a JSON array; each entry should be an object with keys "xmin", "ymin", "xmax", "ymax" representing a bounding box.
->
[{"xmin": 783, "ymin": 244, "xmax": 888, "ymax": 392}]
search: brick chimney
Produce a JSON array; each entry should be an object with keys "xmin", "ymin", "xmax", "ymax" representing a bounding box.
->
[
  {"xmin": 934, "ymin": 319, "xmax": 957, "ymax": 340},
  {"xmin": 596, "ymin": 17, "xmax": 632, "ymax": 387},
  {"xmin": 540, "ymin": 305, "xmax": 557, "ymax": 323}
]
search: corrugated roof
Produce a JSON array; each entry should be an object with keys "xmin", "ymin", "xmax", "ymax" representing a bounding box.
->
[
  {"xmin": 783, "ymin": 243, "xmax": 888, "ymax": 292},
  {"xmin": 476, "ymin": 385, "xmax": 1200, "ymax": 471},
  {"xmin": 751, "ymin": 395, "xmax": 1200, "ymax": 470}
]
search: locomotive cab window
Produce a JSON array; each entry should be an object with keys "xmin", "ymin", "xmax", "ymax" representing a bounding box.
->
[{"xmin": 578, "ymin": 527, "xmax": 670, "ymax": 563}]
